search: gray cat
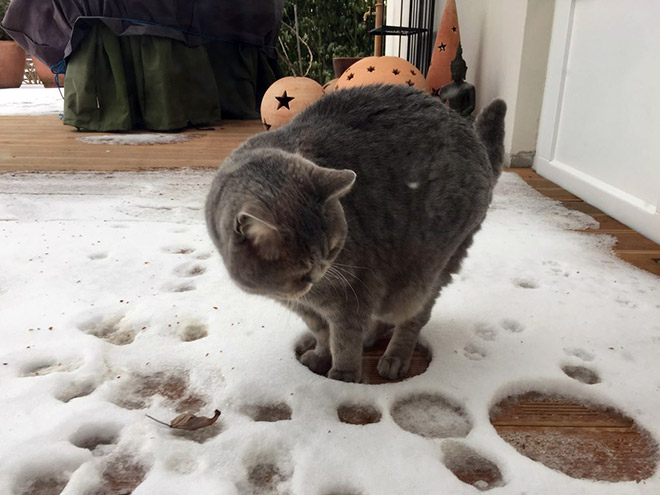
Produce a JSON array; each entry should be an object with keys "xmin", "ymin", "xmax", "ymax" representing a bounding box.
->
[{"xmin": 205, "ymin": 84, "xmax": 506, "ymax": 382}]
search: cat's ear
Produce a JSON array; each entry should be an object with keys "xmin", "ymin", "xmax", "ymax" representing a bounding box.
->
[
  {"xmin": 235, "ymin": 204, "xmax": 283, "ymax": 260},
  {"xmin": 313, "ymin": 167, "xmax": 356, "ymax": 202}
]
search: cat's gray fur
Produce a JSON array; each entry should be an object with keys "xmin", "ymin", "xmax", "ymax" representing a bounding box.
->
[{"xmin": 205, "ymin": 84, "xmax": 506, "ymax": 382}]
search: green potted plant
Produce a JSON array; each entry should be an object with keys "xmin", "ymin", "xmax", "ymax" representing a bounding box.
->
[
  {"xmin": 0, "ymin": 0, "xmax": 25, "ymax": 88},
  {"xmin": 278, "ymin": 0, "xmax": 374, "ymax": 85}
]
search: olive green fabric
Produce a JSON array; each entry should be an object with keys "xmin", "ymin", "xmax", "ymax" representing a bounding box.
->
[
  {"xmin": 63, "ymin": 24, "xmax": 280, "ymax": 131},
  {"xmin": 206, "ymin": 40, "xmax": 280, "ymax": 120}
]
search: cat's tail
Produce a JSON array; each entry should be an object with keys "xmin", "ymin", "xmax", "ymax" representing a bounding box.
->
[{"xmin": 474, "ymin": 99, "xmax": 507, "ymax": 175}]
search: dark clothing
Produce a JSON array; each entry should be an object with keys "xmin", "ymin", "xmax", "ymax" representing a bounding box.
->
[{"xmin": 1, "ymin": 0, "xmax": 283, "ymax": 66}]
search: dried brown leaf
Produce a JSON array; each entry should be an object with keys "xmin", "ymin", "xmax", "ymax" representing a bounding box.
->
[
  {"xmin": 146, "ymin": 409, "xmax": 221, "ymax": 431},
  {"xmin": 170, "ymin": 409, "xmax": 221, "ymax": 430}
]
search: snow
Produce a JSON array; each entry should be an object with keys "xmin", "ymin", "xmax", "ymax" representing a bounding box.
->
[
  {"xmin": 77, "ymin": 134, "xmax": 200, "ymax": 146},
  {"xmin": 0, "ymin": 86, "xmax": 64, "ymax": 116},
  {"xmin": 0, "ymin": 166, "xmax": 659, "ymax": 494}
]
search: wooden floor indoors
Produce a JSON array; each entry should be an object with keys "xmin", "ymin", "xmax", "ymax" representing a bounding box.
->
[{"xmin": 2, "ymin": 115, "xmax": 659, "ymax": 483}]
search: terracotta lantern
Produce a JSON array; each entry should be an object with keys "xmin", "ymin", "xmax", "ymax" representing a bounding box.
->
[
  {"xmin": 334, "ymin": 56, "xmax": 430, "ymax": 93},
  {"xmin": 260, "ymin": 76, "xmax": 324, "ymax": 130},
  {"xmin": 426, "ymin": 0, "xmax": 461, "ymax": 97},
  {"xmin": 323, "ymin": 78, "xmax": 339, "ymax": 94}
]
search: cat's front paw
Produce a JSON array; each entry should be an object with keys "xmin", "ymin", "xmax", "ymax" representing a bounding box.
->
[
  {"xmin": 377, "ymin": 355, "xmax": 410, "ymax": 380},
  {"xmin": 328, "ymin": 367, "xmax": 361, "ymax": 383},
  {"xmin": 300, "ymin": 349, "xmax": 332, "ymax": 376}
]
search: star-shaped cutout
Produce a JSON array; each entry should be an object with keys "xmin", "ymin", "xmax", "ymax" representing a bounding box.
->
[
  {"xmin": 431, "ymin": 88, "xmax": 441, "ymax": 97},
  {"xmin": 406, "ymin": 80, "xmax": 414, "ymax": 87},
  {"xmin": 367, "ymin": 66, "xmax": 375, "ymax": 72},
  {"xmin": 263, "ymin": 120, "xmax": 271, "ymax": 130},
  {"xmin": 346, "ymin": 72, "xmax": 355, "ymax": 80},
  {"xmin": 438, "ymin": 43, "xmax": 447, "ymax": 51},
  {"xmin": 452, "ymin": 26, "xmax": 457, "ymax": 32},
  {"xmin": 392, "ymin": 68, "xmax": 400, "ymax": 75},
  {"xmin": 275, "ymin": 91, "xmax": 295, "ymax": 110}
]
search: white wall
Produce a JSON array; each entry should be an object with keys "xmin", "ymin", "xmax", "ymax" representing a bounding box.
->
[
  {"xmin": 390, "ymin": 0, "xmax": 553, "ymax": 164},
  {"xmin": 512, "ymin": 0, "xmax": 556, "ymax": 158},
  {"xmin": 535, "ymin": 0, "xmax": 660, "ymax": 243}
]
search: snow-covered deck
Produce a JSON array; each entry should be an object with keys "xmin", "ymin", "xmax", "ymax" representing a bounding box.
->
[{"xmin": 1, "ymin": 87, "xmax": 659, "ymax": 494}]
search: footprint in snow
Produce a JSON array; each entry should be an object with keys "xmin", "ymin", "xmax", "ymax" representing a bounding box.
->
[
  {"xmin": 242, "ymin": 402, "xmax": 292, "ymax": 422},
  {"xmin": 564, "ymin": 347, "xmax": 595, "ymax": 362},
  {"xmin": 12, "ymin": 470, "xmax": 71, "ymax": 495},
  {"xmin": 93, "ymin": 452, "xmax": 149, "ymax": 495},
  {"xmin": 20, "ymin": 358, "xmax": 82, "ymax": 377},
  {"xmin": 70, "ymin": 423, "xmax": 121, "ymax": 456},
  {"xmin": 561, "ymin": 364, "xmax": 601, "ymax": 385},
  {"xmin": 110, "ymin": 370, "xmax": 206, "ymax": 414},
  {"xmin": 163, "ymin": 281, "xmax": 197, "ymax": 293},
  {"xmin": 500, "ymin": 318, "xmax": 525, "ymax": 333},
  {"xmin": 474, "ymin": 323, "xmax": 498, "ymax": 341},
  {"xmin": 54, "ymin": 379, "xmax": 98, "ymax": 403},
  {"xmin": 161, "ymin": 245, "xmax": 196, "ymax": 255},
  {"xmin": 241, "ymin": 460, "xmax": 292, "ymax": 495},
  {"xmin": 77, "ymin": 311, "xmax": 146, "ymax": 345},
  {"xmin": 390, "ymin": 393, "xmax": 471, "ymax": 439},
  {"xmin": 88, "ymin": 251, "xmax": 108, "ymax": 260},
  {"xmin": 179, "ymin": 322, "xmax": 209, "ymax": 342},
  {"xmin": 512, "ymin": 278, "xmax": 539, "ymax": 289},
  {"xmin": 463, "ymin": 344, "xmax": 487, "ymax": 361},
  {"xmin": 173, "ymin": 262, "xmax": 207, "ymax": 278},
  {"xmin": 441, "ymin": 440, "xmax": 505, "ymax": 491},
  {"xmin": 337, "ymin": 403, "xmax": 381, "ymax": 425},
  {"xmin": 164, "ymin": 450, "xmax": 199, "ymax": 475}
]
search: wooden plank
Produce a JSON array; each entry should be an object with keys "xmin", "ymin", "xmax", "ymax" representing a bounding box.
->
[
  {"xmin": 495, "ymin": 427, "xmax": 657, "ymax": 482},
  {"xmin": 491, "ymin": 394, "xmax": 658, "ymax": 482},
  {"xmin": 0, "ymin": 116, "xmax": 263, "ymax": 172},
  {"xmin": 490, "ymin": 394, "xmax": 632, "ymax": 428},
  {"xmin": 580, "ymin": 215, "xmax": 634, "ymax": 232},
  {"xmin": 615, "ymin": 253, "xmax": 660, "ymax": 276},
  {"xmin": 561, "ymin": 201, "xmax": 605, "ymax": 216},
  {"xmin": 535, "ymin": 187, "xmax": 583, "ymax": 202},
  {"xmin": 611, "ymin": 232, "xmax": 660, "ymax": 252},
  {"xmin": 505, "ymin": 167, "xmax": 542, "ymax": 180},
  {"xmin": 522, "ymin": 177, "xmax": 560, "ymax": 189}
]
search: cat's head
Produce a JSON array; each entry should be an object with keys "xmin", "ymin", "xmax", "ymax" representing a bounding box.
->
[{"xmin": 207, "ymin": 149, "xmax": 356, "ymax": 300}]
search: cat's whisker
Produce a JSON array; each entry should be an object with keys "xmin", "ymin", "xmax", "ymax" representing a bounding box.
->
[
  {"xmin": 333, "ymin": 262, "xmax": 376, "ymax": 275},
  {"xmin": 329, "ymin": 266, "xmax": 360, "ymax": 310},
  {"xmin": 322, "ymin": 269, "xmax": 344, "ymax": 300},
  {"xmin": 326, "ymin": 267, "xmax": 349, "ymax": 301},
  {"xmin": 333, "ymin": 264, "xmax": 373, "ymax": 299}
]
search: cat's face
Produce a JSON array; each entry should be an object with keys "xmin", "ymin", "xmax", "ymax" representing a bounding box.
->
[{"xmin": 212, "ymin": 154, "xmax": 355, "ymax": 301}]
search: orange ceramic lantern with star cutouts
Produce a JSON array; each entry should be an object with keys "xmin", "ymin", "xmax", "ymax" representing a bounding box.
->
[
  {"xmin": 260, "ymin": 76, "xmax": 324, "ymax": 131},
  {"xmin": 426, "ymin": 0, "xmax": 462, "ymax": 97},
  {"xmin": 334, "ymin": 56, "xmax": 430, "ymax": 93}
]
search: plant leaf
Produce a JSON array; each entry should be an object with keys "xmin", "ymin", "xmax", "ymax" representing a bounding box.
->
[{"xmin": 169, "ymin": 409, "xmax": 221, "ymax": 430}]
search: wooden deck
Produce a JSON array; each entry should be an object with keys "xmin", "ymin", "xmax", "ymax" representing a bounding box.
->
[
  {"xmin": 0, "ymin": 115, "xmax": 263, "ymax": 172},
  {"xmin": 509, "ymin": 168, "xmax": 660, "ymax": 277},
  {"xmin": 2, "ymin": 115, "xmax": 659, "ymax": 484}
]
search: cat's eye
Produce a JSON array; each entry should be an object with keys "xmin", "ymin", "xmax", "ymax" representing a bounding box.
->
[{"xmin": 327, "ymin": 245, "xmax": 341, "ymax": 258}]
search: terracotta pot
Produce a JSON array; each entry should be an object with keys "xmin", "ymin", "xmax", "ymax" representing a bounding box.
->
[
  {"xmin": 32, "ymin": 57, "xmax": 62, "ymax": 88},
  {"xmin": 332, "ymin": 57, "xmax": 363, "ymax": 78},
  {"xmin": 0, "ymin": 41, "xmax": 26, "ymax": 88}
]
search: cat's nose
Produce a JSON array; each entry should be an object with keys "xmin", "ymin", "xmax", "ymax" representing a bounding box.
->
[{"xmin": 300, "ymin": 274, "xmax": 313, "ymax": 284}]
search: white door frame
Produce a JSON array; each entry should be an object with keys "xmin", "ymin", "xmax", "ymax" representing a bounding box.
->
[{"xmin": 534, "ymin": 0, "xmax": 660, "ymax": 244}]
